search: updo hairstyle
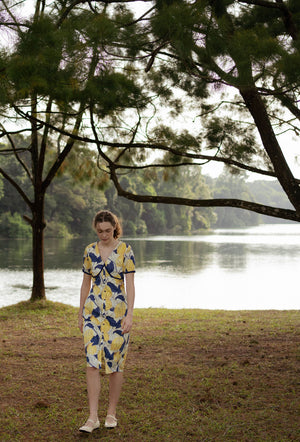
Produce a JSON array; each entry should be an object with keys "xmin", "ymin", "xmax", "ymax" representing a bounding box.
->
[{"xmin": 93, "ymin": 210, "xmax": 122, "ymax": 239}]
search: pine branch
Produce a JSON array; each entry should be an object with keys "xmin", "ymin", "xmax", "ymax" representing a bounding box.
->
[
  {"xmin": 0, "ymin": 166, "xmax": 33, "ymax": 209},
  {"xmin": 1, "ymin": 0, "xmax": 24, "ymax": 35},
  {"xmin": 238, "ymin": 0, "xmax": 298, "ymax": 40},
  {"xmin": 15, "ymin": 107, "xmax": 285, "ymax": 181},
  {"xmin": 0, "ymin": 123, "xmax": 33, "ymax": 183},
  {"xmin": 110, "ymin": 166, "xmax": 300, "ymax": 222}
]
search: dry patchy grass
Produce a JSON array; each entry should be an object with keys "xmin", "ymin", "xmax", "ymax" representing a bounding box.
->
[{"xmin": 0, "ymin": 302, "xmax": 299, "ymax": 441}]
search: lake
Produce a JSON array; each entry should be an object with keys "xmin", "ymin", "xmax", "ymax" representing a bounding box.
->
[{"xmin": 1, "ymin": 223, "xmax": 300, "ymax": 310}]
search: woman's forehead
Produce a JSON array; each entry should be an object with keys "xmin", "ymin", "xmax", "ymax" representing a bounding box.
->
[{"xmin": 95, "ymin": 221, "xmax": 113, "ymax": 230}]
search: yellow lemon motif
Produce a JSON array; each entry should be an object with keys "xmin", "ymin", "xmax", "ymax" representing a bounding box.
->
[
  {"xmin": 114, "ymin": 302, "xmax": 126, "ymax": 319},
  {"xmin": 116, "ymin": 255, "xmax": 123, "ymax": 267},
  {"xmin": 83, "ymin": 256, "xmax": 91, "ymax": 272},
  {"xmin": 113, "ymin": 352, "xmax": 119, "ymax": 361},
  {"xmin": 90, "ymin": 315, "xmax": 100, "ymax": 326},
  {"xmin": 118, "ymin": 243, "xmax": 126, "ymax": 254},
  {"xmin": 87, "ymin": 343, "xmax": 98, "ymax": 356},
  {"xmin": 111, "ymin": 335, "xmax": 124, "ymax": 352},
  {"xmin": 84, "ymin": 327, "xmax": 94, "ymax": 344},
  {"xmin": 116, "ymin": 243, "xmax": 126, "ymax": 266},
  {"xmin": 97, "ymin": 349, "xmax": 103, "ymax": 363},
  {"xmin": 93, "ymin": 285, "xmax": 100, "ymax": 296},
  {"xmin": 84, "ymin": 300, "xmax": 94, "ymax": 315},
  {"xmin": 126, "ymin": 259, "xmax": 135, "ymax": 272},
  {"xmin": 101, "ymin": 319, "xmax": 110, "ymax": 341},
  {"xmin": 102, "ymin": 285, "xmax": 112, "ymax": 301},
  {"xmin": 101, "ymin": 319, "xmax": 110, "ymax": 331},
  {"xmin": 105, "ymin": 299, "xmax": 112, "ymax": 310}
]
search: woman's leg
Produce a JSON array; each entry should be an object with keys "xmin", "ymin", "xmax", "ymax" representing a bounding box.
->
[
  {"xmin": 86, "ymin": 366, "xmax": 101, "ymax": 421},
  {"xmin": 107, "ymin": 372, "xmax": 123, "ymax": 418}
]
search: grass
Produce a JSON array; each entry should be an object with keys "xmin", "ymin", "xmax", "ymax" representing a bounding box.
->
[{"xmin": 0, "ymin": 301, "xmax": 299, "ymax": 441}]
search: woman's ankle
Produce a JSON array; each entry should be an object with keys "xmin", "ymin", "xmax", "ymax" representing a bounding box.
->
[
  {"xmin": 88, "ymin": 414, "xmax": 99, "ymax": 422},
  {"xmin": 106, "ymin": 408, "xmax": 116, "ymax": 418}
]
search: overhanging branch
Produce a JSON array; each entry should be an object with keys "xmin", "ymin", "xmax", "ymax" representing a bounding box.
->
[{"xmin": 110, "ymin": 167, "xmax": 300, "ymax": 222}]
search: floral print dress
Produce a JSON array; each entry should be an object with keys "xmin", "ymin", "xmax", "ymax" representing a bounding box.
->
[{"xmin": 82, "ymin": 241, "xmax": 135, "ymax": 373}]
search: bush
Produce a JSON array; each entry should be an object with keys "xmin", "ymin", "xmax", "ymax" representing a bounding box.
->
[
  {"xmin": 122, "ymin": 220, "xmax": 137, "ymax": 236},
  {"xmin": 135, "ymin": 219, "xmax": 148, "ymax": 235},
  {"xmin": 45, "ymin": 220, "xmax": 73, "ymax": 238},
  {"xmin": 0, "ymin": 211, "xmax": 32, "ymax": 238}
]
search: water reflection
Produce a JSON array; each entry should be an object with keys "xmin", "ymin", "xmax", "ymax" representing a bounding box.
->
[
  {"xmin": 1, "ymin": 236, "xmax": 217, "ymax": 273},
  {"xmin": 129, "ymin": 239, "xmax": 214, "ymax": 273},
  {"xmin": 1, "ymin": 227, "xmax": 300, "ymax": 274},
  {"xmin": 0, "ymin": 238, "xmax": 32, "ymax": 269},
  {"xmin": 216, "ymin": 244, "xmax": 247, "ymax": 270},
  {"xmin": 1, "ymin": 224, "xmax": 300, "ymax": 309}
]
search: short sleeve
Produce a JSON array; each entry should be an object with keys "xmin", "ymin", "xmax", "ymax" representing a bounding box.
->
[
  {"xmin": 82, "ymin": 246, "xmax": 92, "ymax": 275},
  {"xmin": 123, "ymin": 244, "xmax": 135, "ymax": 274}
]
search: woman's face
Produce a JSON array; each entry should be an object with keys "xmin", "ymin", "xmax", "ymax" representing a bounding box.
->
[{"xmin": 95, "ymin": 221, "xmax": 115, "ymax": 245}]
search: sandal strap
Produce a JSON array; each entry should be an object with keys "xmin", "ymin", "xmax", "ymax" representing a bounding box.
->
[
  {"xmin": 106, "ymin": 414, "xmax": 117, "ymax": 421},
  {"xmin": 79, "ymin": 418, "xmax": 100, "ymax": 432},
  {"xmin": 83, "ymin": 419, "xmax": 99, "ymax": 427}
]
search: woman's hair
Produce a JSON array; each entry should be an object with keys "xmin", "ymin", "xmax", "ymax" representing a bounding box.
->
[{"xmin": 93, "ymin": 210, "xmax": 122, "ymax": 238}]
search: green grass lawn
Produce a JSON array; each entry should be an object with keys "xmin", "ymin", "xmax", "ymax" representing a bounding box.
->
[{"xmin": 0, "ymin": 301, "xmax": 299, "ymax": 441}]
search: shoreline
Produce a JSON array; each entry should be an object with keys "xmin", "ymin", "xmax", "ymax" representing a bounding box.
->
[{"xmin": 1, "ymin": 299, "xmax": 300, "ymax": 312}]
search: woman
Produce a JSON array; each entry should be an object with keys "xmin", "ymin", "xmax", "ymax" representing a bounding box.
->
[{"xmin": 78, "ymin": 210, "xmax": 135, "ymax": 433}]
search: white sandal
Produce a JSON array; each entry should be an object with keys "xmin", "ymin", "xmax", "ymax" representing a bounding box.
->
[
  {"xmin": 79, "ymin": 418, "xmax": 100, "ymax": 433},
  {"xmin": 105, "ymin": 414, "xmax": 118, "ymax": 428}
]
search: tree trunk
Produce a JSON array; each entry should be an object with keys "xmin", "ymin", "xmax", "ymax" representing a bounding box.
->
[
  {"xmin": 240, "ymin": 87, "xmax": 300, "ymax": 213},
  {"xmin": 30, "ymin": 195, "xmax": 46, "ymax": 301}
]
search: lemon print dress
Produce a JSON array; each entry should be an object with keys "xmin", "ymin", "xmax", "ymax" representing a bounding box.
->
[{"xmin": 82, "ymin": 241, "xmax": 135, "ymax": 374}]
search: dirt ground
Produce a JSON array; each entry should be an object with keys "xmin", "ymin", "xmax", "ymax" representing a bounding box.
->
[{"xmin": 0, "ymin": 303, "xmax": 299, "ymax": 441}]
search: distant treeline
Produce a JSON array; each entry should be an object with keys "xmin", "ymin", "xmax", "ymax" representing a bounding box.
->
[
  {"xmin": 0, "ymin": 158, "xmax": 294, "ymax": 238},
  {"xmin": 206, "ymin": 174, "xmax": 294, "ymax": 228}
]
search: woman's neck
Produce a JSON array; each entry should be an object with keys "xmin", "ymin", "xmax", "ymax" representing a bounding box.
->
[{"xmin": 98, "ymin": 238, "xmax": 118, "ymax": 249}]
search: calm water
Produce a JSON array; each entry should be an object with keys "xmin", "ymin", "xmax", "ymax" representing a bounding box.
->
[{"xmin": 1, "ymin": 224, "xmax": 300, "ymax": 310}]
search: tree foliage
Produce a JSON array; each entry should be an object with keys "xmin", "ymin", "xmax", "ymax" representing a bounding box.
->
[{"xmin": 90, "ymin": 0, "xmax": 300, "ymax": 222}]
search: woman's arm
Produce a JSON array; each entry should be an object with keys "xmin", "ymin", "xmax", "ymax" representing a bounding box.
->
[
  {"xmin": 122, "ymin": 272, "xmax": 135, "ymax": 334},
  {"xmin": 78, "ymin": 273, "xmax": 92, "ymax": 333}
]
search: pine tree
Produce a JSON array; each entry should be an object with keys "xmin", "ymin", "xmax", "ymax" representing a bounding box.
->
[{"xmin": 0, "ymin": 0, "xmax": 145, "ymax": 300}]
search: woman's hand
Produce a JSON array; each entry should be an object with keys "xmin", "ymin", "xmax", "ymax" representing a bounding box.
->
[
  {"xmin": 122, "ymin": 313, "xmax": 133, "ymax": 334},
  {"xmin": 78, "ymin": 273, "xmax": 91, "ymax": 334},
  {"xmin": 78, "ymin": 314, "xmax": 83, "ymax": 333},
  {"xmin": 123, "ymin": 272, "xmax": 135, "ymax": 335}
]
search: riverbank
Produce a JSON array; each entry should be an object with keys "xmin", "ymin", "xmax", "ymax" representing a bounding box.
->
[{"xmin": 1, "ymin": 301, "xmax": 299, "ymax": 441}]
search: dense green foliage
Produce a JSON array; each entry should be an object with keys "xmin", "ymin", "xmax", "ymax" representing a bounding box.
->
[
  {"xmin": 207, "ymin": 174, "xmax": 294, "ymax": 228},
  {"xmin": 0, "ymin": 143, "xmax": 214, "ymax": 236},
  {"xmin": 0, "ymin": 147, "xmax": 293, "ymax": 238}
]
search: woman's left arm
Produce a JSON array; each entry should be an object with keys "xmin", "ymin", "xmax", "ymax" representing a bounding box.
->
[{"xmin": 122, "ymin": 272, "xmax": 135, "ymax": 334}]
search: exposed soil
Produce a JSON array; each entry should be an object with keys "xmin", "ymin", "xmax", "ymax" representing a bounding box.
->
[{"xmin": 0, "ymin": 303, "xmax": 299, "ymax": 441}]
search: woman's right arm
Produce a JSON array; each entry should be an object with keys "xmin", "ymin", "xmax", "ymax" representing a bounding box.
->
[{"xmin": 78, "ymin": 273, "xmax": 92, "ymax": 333}]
